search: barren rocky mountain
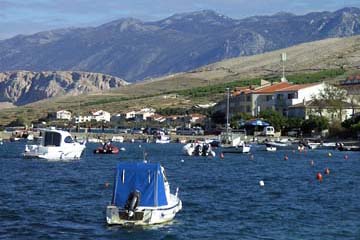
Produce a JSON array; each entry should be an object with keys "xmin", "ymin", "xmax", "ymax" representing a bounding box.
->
[
  {"xmin": 0, "ymin": 8, "xmax": 360, "ymax": 82},
  {"xmin": 0, "ymin": 71, "xmax": 128, "ymax": 106}
]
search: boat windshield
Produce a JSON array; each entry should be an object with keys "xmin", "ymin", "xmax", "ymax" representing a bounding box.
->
[
  {"xmin": 44, "ymin": 132, "xmax": 61, "ymax": 146},
  {"xmin": 64, "ymin": 136, "xmax": 74, "ymax": 143}
]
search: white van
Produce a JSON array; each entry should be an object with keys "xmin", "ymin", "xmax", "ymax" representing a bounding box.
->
[{"xmin": 263, "ymin": 126, "xmax": 275, "ymax": 136}]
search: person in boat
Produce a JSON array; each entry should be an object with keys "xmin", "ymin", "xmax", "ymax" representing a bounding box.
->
[
  {"xmin": 103, "ymin": 141, "xmax": 113, "ymax": 151},
  {"xmin": 194, "ymin": 144, "xmax": 202, "ymax": 156},
  {"xmin": 202, "ymin": 143, "xmax": 209, "ymax": 156}
]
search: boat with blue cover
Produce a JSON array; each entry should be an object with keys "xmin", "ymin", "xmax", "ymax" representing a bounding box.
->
[{"xmin": 106, "ymin": 162, "xmax": 182, "ymax": 225}]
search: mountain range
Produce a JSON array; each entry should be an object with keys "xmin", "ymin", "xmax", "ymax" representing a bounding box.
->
[
  {"xmin": 0, "ymin": 7, "xmax": 360, "ymax": 82},
  {"xmin": 0, "ymin": 71, "xmax": 128, "ymax": 106}
]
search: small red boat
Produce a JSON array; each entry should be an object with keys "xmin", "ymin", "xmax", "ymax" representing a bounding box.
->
[{"xmin": 94, "ymin": 143, "xmax": 119, "ymax": 154}]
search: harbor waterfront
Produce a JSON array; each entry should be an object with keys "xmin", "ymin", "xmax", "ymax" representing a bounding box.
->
[{"xmin": 0, "ymin": 142, "xmax": 359, "ymax": 239}]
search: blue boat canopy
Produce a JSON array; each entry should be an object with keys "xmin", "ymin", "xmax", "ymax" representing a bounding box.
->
[{"xmin": 112, "ymin": 162, "xmax": 168, "ymax": 207}]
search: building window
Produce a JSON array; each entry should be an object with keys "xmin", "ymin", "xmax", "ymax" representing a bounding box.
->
[
  {"xmin": 246, "ymin": 95, "xmax": 251, "ymax": 102},
  {"xmin": 277, "ymin": 94, "xmax": 284, "ymax": 100},
  {"xmin": 266, "ymin": 95, "xmax": 272, "ymax": 101},
  {"xmin": 246, "ymin": 106, "xmax": 251, "ymax": 113},
  {"xmin": 288, "ymin": 93, "xmax": 297, "ymax": 99}
]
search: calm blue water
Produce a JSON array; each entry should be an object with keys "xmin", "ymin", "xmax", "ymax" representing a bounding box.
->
[{"xmin": 0, "ymin": 141, "xmax": 359, "ymax": 239}]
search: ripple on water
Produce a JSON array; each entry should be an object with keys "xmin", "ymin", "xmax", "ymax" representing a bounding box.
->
[{"xmin": 0, "ymin": 143, "xmax": 359, "ymax": 239}]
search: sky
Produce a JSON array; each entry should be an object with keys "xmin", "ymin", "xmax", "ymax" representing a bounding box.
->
[{"xmin": 0, "ymin": 0, "xmax": 360, "ymax": 40}]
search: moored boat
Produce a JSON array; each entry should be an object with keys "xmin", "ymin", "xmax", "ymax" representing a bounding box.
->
[
  {"xmin": 222, "ymin": 142, "xmax": 251, "ymax": 154},
  {"xmin": 24, "ymin": 128, "xmax": 86, "ymax": 160},
  {"xmin": 106, "ymin": 162, "xmax": 182, "ymax": 225}
]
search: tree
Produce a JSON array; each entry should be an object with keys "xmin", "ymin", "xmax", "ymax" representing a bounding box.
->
[
  {"xmin": 259, "ymin": 109, "xmax": 286, "ymax": 132},
  {"xmin": 6, "ymin": 117, "xmax": 28, "ymax": 128},
  {"xmin": 301, "ymin": 115, "xmax": 329, "ymax": 134},
  {"xmin": 312, "ymin": 84, "xmax": 347, "ymax": 121},
  {"xmin": 230, "ymin": 112, "xmax": 252, "ymax": 129}
]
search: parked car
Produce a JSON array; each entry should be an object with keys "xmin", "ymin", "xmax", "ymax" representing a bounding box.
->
[
  {"xmin": 116, "ymin": 127, "xmax": 131, "ymax": 134},
  {"xmin": 176, "ymin": 127, "xmax": 203, "ymax": 136},
  {"xmin": 131, "ymin": 127, "xmax": 144, "ymax": 134},
  {"xmin": 263, "ymin": 126, "xmax": 275, "ymax": 136}
]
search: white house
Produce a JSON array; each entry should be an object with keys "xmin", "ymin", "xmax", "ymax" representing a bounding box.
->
[
  {"xmin": 56, "ymin": 110, "xmax": 72, "ymax": 120},
  {"xmin": 214, "ymin": 81, "xmax": 327, "ymax": 117},
  {"xmin": 91, "ymin": 110, "xmax": 111, "ymax": 122}
]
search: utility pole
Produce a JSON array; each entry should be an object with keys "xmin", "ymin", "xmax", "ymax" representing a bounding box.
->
[{"xmin": 226, "ymin": 87, "xmax": 230, "ymax": 143}]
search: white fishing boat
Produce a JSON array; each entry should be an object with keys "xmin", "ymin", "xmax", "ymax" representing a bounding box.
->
[
  {"xmin": 24, "ymin": 128, "xmax": 86, "ymax": 160},
  {"xmin": 222, "ymin": 142, "xmax": 251, "ymax": 154},
  {"xmin": 182, "ymin": 142, "xmax": 216, "ymax": 157},
  {"xmin": 106, "ymin": 162, "xmax": 182, "ymax": 226}
]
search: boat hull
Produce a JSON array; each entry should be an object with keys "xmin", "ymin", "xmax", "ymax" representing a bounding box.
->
[
  {"xmin": 106, "ymin": 197, "xmax": 182, "ymax": 226},
  {"xmin": 24, "ymin": 144, "xmax": 86, "ymax": 160},
  {"xmin": 221, "ymin": 146, "xmax": 251, "ymax": 153}
]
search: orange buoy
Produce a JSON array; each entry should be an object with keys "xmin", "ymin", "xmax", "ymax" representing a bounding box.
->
[
  {"xmin": 316, "ymin": 172, "xmax": 323, "ymax": 182},
  {"xmin": 324, "ymin": 168, "xmax": 330, "ymax": 175},
  {"xmin": 284, "ymin": 155, "xmax": 288, "ymax": 161},
  {"xmin": 344, "ymin": 154, "xmax": 349, "ymax": 160},
  {"xmin": 220, "ymin": 152, "xmax": 224, "ymax": 159}
]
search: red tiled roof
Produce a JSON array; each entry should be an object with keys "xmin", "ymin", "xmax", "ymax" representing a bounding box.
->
[
  {"xmin": 252, "ymin": 82, "xmax": 292, "ymax": 94},
  {"xmin": 274, "ymin": 83, "xmax": 321, "ymax": 92}
]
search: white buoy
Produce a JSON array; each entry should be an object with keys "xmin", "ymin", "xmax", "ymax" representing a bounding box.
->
[
  {"xmin": 181, "ymin": 159, "xmax": 184, "ymax": 163},
  {"xmin": 259, "ymin": 180, "xmax": 265, "ymax": 187}
]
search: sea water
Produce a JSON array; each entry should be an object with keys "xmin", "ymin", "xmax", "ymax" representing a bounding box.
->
[{"xmin": 0, "ymin": 142, "xmax": 359, "ymax": 239}]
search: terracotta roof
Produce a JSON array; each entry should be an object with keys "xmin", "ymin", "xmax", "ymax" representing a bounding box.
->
[
  {"xmin": 274, "ymin": 83, "xmax": 321, "ymax": 92},
  {"xmin": 252, "ymin": 82, "xmax": 292, "ymax": 94}
]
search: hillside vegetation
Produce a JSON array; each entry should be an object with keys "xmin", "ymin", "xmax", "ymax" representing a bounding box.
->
[{"xmin": 1, "ymin": 36, "xmax": 360, "ymax": 126}]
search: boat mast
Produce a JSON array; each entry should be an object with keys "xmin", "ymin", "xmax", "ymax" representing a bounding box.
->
[{"xmin": 226, "ymin": 87, "xmax": 230, "ymax": 143}]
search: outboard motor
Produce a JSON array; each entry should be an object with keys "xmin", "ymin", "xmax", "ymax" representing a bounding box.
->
[{"xmin": 125, "ymin": 190, "xmax": 141, "ymax": 218}]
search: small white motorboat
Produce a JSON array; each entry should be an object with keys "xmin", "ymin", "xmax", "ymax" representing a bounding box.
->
[
  {"xmin": 24, "ymin": 128, "xmax": 86, "ymax": 160},
  {"xmin": 106, "ymin": 162, "xmax": 182, "ymax": 226},
  {"xmin": 222, "ymin": 142, "xmax": 251, "ymax": 154}
]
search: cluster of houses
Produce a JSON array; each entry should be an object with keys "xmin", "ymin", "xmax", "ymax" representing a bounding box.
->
[
  {"xmin": 214, "ymin": 79, "xmax": 359, "ymax": 122},
  {"xmin": 53, "ymin": 108, "xmax": 206, "ymax": 127}
]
